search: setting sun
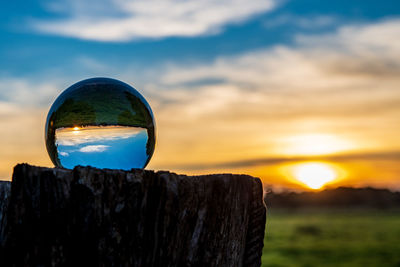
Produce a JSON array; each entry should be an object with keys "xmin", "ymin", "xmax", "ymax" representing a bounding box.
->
[
  {"xmin": 292, "ymin": 162, "xmax": 338, "ymax": 189},
  {"xmin": 72, "ymin": 127, "xmax": 81, "ymax": 135}
]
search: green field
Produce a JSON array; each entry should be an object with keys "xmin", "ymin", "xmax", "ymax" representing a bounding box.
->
[{"xmin": 262, "ymin": 209, "xmax": 400, "ymax": 267}]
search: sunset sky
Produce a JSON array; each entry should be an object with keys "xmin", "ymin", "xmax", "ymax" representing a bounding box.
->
[{"xmin": 0, "ymin": 0, "xmax": 399, "ymax": 191}]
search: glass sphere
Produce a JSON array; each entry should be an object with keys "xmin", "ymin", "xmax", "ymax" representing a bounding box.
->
[{"xmin": 45, "ymin": 77, "xmax": 156, "ymax": 170}]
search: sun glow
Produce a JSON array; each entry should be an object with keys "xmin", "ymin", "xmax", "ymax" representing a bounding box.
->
[
  {"xmin": 292, "ymin": 162, "xmax": 338, "ymax": 189},
  {"xmin": 280, "ymin": 134, "xmax": 354, "ymax": 156},
  {"xmin": 72, "ymin": 127, "xmax": 81, "ymax": 135}
]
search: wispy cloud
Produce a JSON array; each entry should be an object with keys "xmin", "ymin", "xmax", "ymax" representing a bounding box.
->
[
  {"xmin": 0, "ymin": 80, "xmax": 60, "ymax": 179},
  {"xmin": 33, "ymin": 0, "xmax": 276, "ymax": 41},
  {"xmin": 264, "ymin": 14, "xmax": 337, "ymax": 29},
  {"xmin": 0, "ymin": 79, "xmax": 60, "ymax": 107},
  {"xmin": 144, "ymin": 19, "xmax": 400, "ymax": 176},
  {"xmin": 167, "ymin": 151, "xmax": 400, "ymax": 171},
  {"xmin": 1, "ymin": 18, "xmax": 400, "ymax": 190},
  {"xmin": 55, "ymin": 126, "xmax": 144, "ymax": 146},
  {"xmin": 59, "ymin": 151, "xmax": 69, "ymax": 157},
  {"xmin": 79, "ymin": 145, "xmax": 110, "ymax": 153}
]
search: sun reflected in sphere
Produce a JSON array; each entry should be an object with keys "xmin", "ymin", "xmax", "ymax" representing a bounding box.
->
[{"xmin": 45, "ymin": 77, "xmax": 156, "ymax": 170}]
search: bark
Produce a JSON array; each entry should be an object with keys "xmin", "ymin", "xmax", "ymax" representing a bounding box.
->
[{"xmin": 0, "ymin": 164, "xmax": 266, "ymax": 267}]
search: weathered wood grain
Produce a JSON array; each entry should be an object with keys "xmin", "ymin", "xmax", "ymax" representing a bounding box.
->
[{"xmin": 0, "ymin": 164, "xmax": 266, "ymax": 267}]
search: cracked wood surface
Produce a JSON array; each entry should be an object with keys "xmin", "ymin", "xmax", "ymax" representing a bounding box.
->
[{"xmin": 0, "ymin": 164, "xmax": 266, "ymax": 267}]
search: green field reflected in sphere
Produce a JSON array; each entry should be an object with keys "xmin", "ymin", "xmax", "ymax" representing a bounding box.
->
[{"xmin": 45, "ymin": 77, "xmax": 156, "ymax": 170}]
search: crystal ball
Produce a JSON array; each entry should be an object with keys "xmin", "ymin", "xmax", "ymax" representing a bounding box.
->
[{"xmin": 45, "ymin": 77, "xmax": 156, "ymax": 170}]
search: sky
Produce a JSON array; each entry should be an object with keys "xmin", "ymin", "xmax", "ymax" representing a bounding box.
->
[{"xmin": 0, "ymin": 0, "xmax": 399, "ymax": 191}]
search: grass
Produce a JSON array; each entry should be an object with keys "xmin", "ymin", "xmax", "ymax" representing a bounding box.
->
[
  {"xmin": 51, "ymin": 86, "xmax": 150, "ymax": 128},
  {"xmin": 262, "ymin": 208, "xmax": 400, "ymax": 267}
]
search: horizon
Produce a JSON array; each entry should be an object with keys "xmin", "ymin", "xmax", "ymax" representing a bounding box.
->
[{"xmin": 1, "ymin": 0, "xmax": 399, "ymax": 192}]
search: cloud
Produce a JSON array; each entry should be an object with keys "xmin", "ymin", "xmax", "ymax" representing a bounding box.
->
[
  {"xmin": 59, "ymin": 151, "xmax": 69, "ymax": 157},
  {"xmin": 1, "ymin": 18, "xmax": 400, "ymax": 190},
  {"xmin": 79, "ymin": 145, "xmax": 110, "ymax": 153},
  {"xmin": 264, "ymin": 14, "xmax": 337, "ymax": 29},
  {"xmin": 55, "ymin": 126, "xmax": 144, "ymax": 146},
  {"xmin": 0, "ymin": 79, "xmax": 61, "ymax": 107},
  {"xmin": 0, "ymin": 80, "xmax": 60, "ymax": 179},
  {"xmin": 33, "ymin": 0, "xmax": 276, "ymax": 41},
  {"xmin": 0, "ymin": 106, "xmax": 51, "ymax": 180},
  {"xmin": 144, "ymin": 19, "xmax": 400, "ymax": 176},
  {"xmin": 159, "ymin": 20, "xmax": 400, "ymax": 88},
  {"xmin": 169, "ymin": 151, "xmax": 400, "ymax": 171},
  {"xmin": 0, "ymin": 102, "xmax": 20, "ymax": 117}
]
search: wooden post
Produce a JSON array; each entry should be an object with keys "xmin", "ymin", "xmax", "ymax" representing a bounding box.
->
[{"xmin": 0, "ymin": 164, "xmax": 266, "ymax": 267}]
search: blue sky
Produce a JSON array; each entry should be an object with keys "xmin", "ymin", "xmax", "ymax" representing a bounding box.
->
[
  {"xmin": 1, "ymin": 0, "xmax": 398, "ymax": 78},
  {"xmin": 1, "ymin": 0, "xmax": 400, "ymax": 190}
]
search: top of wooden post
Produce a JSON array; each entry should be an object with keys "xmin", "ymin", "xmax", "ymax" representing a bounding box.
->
[{"xmin": 0, "ymin": 163, "xmax": 266, "ymax": 267}]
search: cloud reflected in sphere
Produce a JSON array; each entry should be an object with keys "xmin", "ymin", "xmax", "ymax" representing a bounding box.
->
[{"xmin": 45, "ymin": 77, "xmax": 156, "ymax": 170}]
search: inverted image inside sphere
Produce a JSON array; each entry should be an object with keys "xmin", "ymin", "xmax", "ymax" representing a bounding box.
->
[{"xmin": 45, "ymin": 77, "xmax": 156, "ymax": 170}]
